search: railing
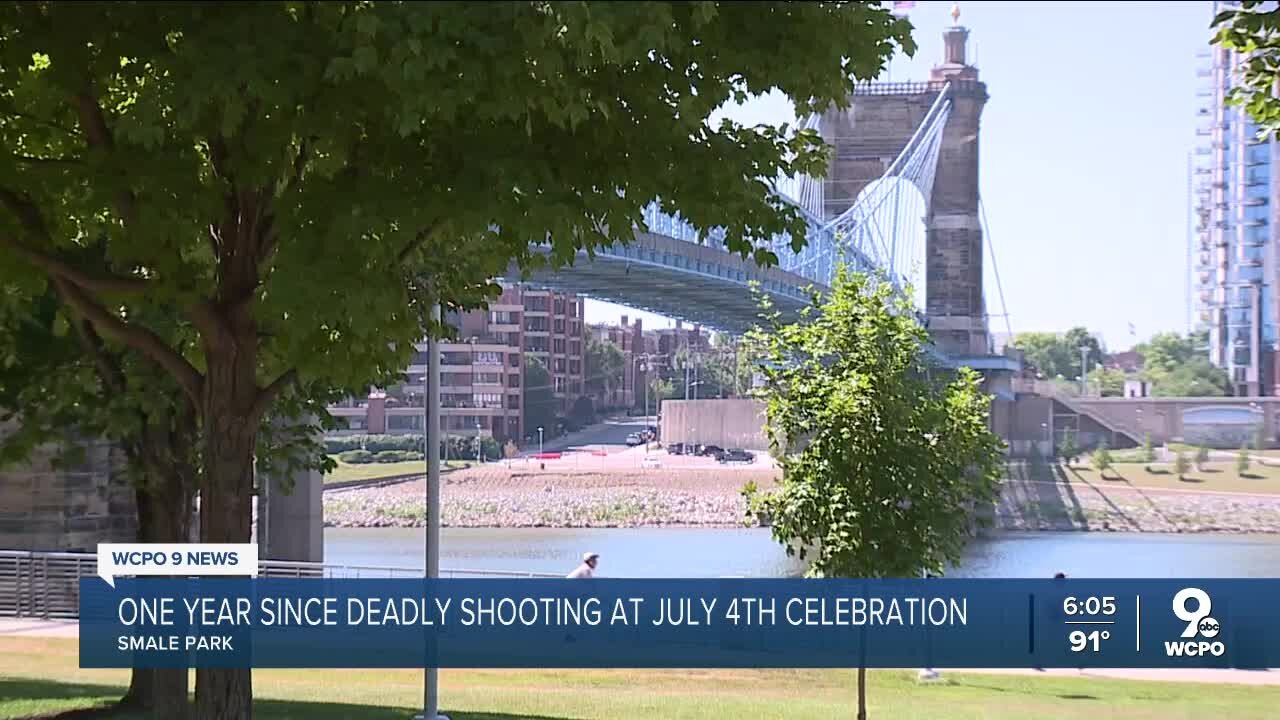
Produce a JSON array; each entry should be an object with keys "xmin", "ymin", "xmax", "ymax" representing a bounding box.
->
[{"xmin": 0, "ymin": 550, "xmax": 561, "ymax": 620}]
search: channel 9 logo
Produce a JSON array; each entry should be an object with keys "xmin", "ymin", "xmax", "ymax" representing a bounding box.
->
[{"xmin": 1165, "ymin": 587, "xmax": 1225, "ymax": 657}]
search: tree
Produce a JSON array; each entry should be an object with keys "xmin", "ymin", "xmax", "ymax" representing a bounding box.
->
[
  {"xmin": 584, "ymin": 335, "xmax": 625, "ymax": 407},
  {"xmin": 1195, "ymin": 444, "xmax": 1210, "ymax": 471},
  {"xmin": 1174, "ymin": 451, "xmax": 1190, "ymax": 479},
  {"xmin": 1011, "ymin": 327, "xmax": 1103, "ymax": 380},
  {"xmin": 0, "ymin": 4, "xmax": 911, "ymax": 715},
  {"xmin": 1092, "ymin": 441, "xmax": 1112, "ymax": 479},
  {"xmin": 1087, "ymin": 367, "xmax": 1126, "ymax": 397},
  {"xmin": 1140, "ymin": 433, "xmax": 1155, "ymax": 464},
  {"xmin": 569, "ymin": 394, "xmax": 595, "ymax": 428},
  {"xmin": 523, "ymin": 356, "xmax": 557, "ymax": 441},
  {"xmin": 1134, "ymin": 332, "xmax": 1230, "ymax": 397},
  {"xmin": 1059, "ymin": 428, "xmax": 1078, "ymax": 467},
  {"xmin": 744, "ymin": 267, "xmax": 1003, "ymax": 720},
  {"xmin": 1214, "ymin": 2, "xmax": 1280, "ymax": 138},
  {"xmin": 1237, "ymin": 446, "xmax": 1251, "ymax": 476}
]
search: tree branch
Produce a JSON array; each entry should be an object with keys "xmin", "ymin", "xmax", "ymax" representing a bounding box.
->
[
  {"xmin": 12, "ymin": 154, "xmax": 81, "ymax": 166},
  {"xmin": 0, "ymin": 187, "xmax": 150, "ymax": 295},
  {"xmin": 396, "ymin": 224, "xmax": 438, "ymax": 264},
  {"xmin": 52, "ymin": 277, "xmax": 205, "ymax": 408},
  {"xmin": 251, "ymin": 368, "xmax": 298, "ymax": 423},
  {"xmin": 72, "ymin": 89, "xmax": 138, "ymax": 225},
  {"xmin": 66, "ymin": 312, "xmax": 127, "ymax": 396}
]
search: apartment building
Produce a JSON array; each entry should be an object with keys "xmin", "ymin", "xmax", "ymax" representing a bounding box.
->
[
  {"xmin": 588, "ymin": 314, "xmax": 653, "ymax": 409},
  {"xmin": 327, "ymin": 285, "xmax": 586, "ymax": 442},
  {"xmin": 1195, "ymin": 0, "xmax": 1278, "ymax": 395}
]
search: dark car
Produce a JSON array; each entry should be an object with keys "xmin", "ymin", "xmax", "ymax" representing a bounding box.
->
[
  {"xmin": 667, "ymin": 442, "xmax": 685, "ymax": 455},
  {"xmin": 696, "ymin": 444, "xmax": 725, "ymax": 459},
  {"xmin": 718, "ymin": 448, "xmax": 755, "ymax": 464}
]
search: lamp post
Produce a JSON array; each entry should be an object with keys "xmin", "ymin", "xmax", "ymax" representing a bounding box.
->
[
  {"xmin": 475, "ymin": 421, "xmax": 483, "ymax": 463},
  {"xmin": 1079, "ymin": 345, "xmax": 1090, "ymax": 396},
  {"xmin": 419, "ymin": 304, "xmax": 448, "ymax": 720},
  {"xmin": 537, "ymin": 426, "xmax": 544, "ymax": 456}
]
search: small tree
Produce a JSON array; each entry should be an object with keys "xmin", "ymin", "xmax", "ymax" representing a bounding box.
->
[
  {"xmin": 1174, "ymin": 450, "xmax": 1190, "ymax": 479},
  {"xmin": 1092, "ymin": 441, "xmax": 1113, "ymax": 479},
  {"xmin": 1140, "ymin": 433, "xmax": 1155, "ymax": 464},
  {"xmin": 1237, "ymin": 446, "xmax": 1251, "ymax": 476},
  {"xmin": 1059, "ymin": 428, "xmax": 1078, "ymax": 467},
  {"xmin": 745, "ymin": 268, "xmax": 1003, "ymax": 720},
  {"xmin": 1195, "ymin": 444, "xmax": 1210, "ymax": 471}
]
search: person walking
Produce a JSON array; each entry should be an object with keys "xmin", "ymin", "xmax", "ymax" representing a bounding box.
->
[{"xmin": 567, "ymin": 552, "xmax": 599, "ymax": 578}]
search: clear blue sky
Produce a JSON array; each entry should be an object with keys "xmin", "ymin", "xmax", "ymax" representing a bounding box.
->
[{"xmin": 585, "ymin": 1, "xmax": 1212, "ymax": 351}]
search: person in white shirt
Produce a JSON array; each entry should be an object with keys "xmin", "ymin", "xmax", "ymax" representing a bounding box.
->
[{"xmin": 567, "ymin": 552, "xmax": 599, "ymax": 578}]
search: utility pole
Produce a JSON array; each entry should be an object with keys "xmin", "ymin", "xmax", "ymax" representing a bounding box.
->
[{"xmin": 1079, "ymin": 345, "xmax": 1089, "ymax": 396}]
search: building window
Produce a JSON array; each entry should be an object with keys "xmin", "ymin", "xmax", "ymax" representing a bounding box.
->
[
  {"xmin": 509, "ymin": 355, "xmax": 520, "ymax": 368},
  {"xmin": 569, "ymin": 360, "xmax": 581, "ymax": 375},
  {"xmin": 411, "ymin": 350, "xmax": 428, "ymax": 365},
  {"xmin": 569, "ymin": 341, "xmax": 581, "ymax": 356},
  {"xmin": 554, "ymin": 358, "xmax": 566, "ymax": 373},
  {"xmin": 508, "ymin": 373, "xmax": 521, "ymax": 388},
  {"xmin": 554, "ymin": 377, "xmax": 566, "ymax": 393},
  {"xmin": 473, "ymin": 393, "xmax": 503, "ymax": 408},
  {"xmin": 554, "ymin": 318, "xmax": 565, "ymax": 334},
  {"xmin": 475, "ymin": 351, "xmax": 503, "ymax": 365},
  {"xmin": 553, "ymin": 338, "xmax": 566, "ymax": 354},
  {"xmin": 507, "ymin": 395, "xmax": 520, "ymax": 410},
  {"xmin": 476, "ymin": 372, "xmax": 502, "ymax": 384}
]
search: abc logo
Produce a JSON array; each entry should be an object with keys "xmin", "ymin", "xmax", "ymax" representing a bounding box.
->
[{"xmin": 1166, "ymin": 588, "xmax": 1225, "ymax": 658}]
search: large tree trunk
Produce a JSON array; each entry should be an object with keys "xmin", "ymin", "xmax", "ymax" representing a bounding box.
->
[
  {"xmin": 121, "ymin": 409, "xmax": 197, "ymax": 718},
  {"xmin": 194, "ymin": 337, "xmax": 259, "ymax": 720}
]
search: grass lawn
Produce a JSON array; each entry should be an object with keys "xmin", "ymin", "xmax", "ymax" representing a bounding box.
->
[
  {"xmin": 4, "ymin": 638, "xmax": 1280, "ymax": 720},
  {"xmin": 324, "ymin": 458, "xmax": 464, "ymax": 484},
  {"xmin": 1059, "ymin": 462, "xmax": 1280, "ymax": 495}
]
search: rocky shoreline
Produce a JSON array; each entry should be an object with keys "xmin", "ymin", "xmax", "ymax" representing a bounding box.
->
[{"xmin": 323, "ymin": 464, "xmax": 1280, "ymax": 534}]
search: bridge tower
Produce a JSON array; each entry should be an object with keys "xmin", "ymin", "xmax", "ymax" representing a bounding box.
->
[{"xmin": 819, "ymin": 13, "xmax": 988, "ymax": 357}]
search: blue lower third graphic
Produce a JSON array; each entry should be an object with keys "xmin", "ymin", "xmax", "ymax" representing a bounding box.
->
[{"xmin": 77, "ymin": 579, "xmax": 1277, "ymax": 669}]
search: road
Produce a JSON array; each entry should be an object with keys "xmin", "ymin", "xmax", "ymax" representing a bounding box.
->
[{"xmin": 526, "ymin": 415, "xmax": 653, "ymax": 455}]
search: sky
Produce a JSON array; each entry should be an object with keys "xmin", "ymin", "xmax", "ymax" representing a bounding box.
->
[{"xmin": 584, "ymin": 0, "xmax": 1214, "ymax": 351}]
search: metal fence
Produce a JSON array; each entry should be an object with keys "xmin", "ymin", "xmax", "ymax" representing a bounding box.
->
[{"xmin": 0, "ymin": 550, "xmax": 560, "ymax": 620}]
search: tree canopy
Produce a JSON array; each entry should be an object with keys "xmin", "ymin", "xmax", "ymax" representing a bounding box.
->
[
  {"xmin": 1011, "ymin": 326, "xmax": 1104, "ymax": 380},
  {"xmin": 1214, "ymin": 1, "xmax": 1280, "ymax": 138},
  {"xmin": 1135, "ymin": 331, "xmax": 1230, "ymax": 397}
]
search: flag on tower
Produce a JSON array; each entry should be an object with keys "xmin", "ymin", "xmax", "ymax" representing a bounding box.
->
[{"xmin": 1128, "ymin": 322, "xmax": 1136, "ymax": 337}]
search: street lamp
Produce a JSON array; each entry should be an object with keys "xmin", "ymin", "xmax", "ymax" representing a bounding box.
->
[
  {"xmin": 1079, "ymin": 345, "xmax": 1090, "ymax": 396},
  {"xmin": 475, "ymin": 421, "xmax": 483, "ymax": 463},
  {"xmin": 537, "ymin": 426, "xmax": 544, "ymax": 456}
]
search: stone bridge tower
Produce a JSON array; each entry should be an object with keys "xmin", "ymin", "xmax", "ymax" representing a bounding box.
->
[{"xmin": 819, "ymin": 11, "xmax": 988, "ymax": 357}]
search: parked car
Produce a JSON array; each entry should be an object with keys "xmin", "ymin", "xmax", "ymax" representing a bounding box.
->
[
  {"xmin": 625, "ymin": 433, "xmax": 644, "ymax": 446},
  {"xmin": 718, "ymin": 448, "xmax": 755, "ymax": 464},
  {"xmin": 667, "ymin": 442, "xmax": 686, "ymax": 455},
  {"xmin": 696, "ymin": 444, "xmax": 725, "ymax": 459}
]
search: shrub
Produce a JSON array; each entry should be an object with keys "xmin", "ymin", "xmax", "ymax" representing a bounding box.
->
[
  {"xmin": 338, "ymin": 449, "xmax": 374, "ymax": 464},
  {"xmin": 325, "ymin": 434, "xmax": 423, "ymax": 454},
  {"xmin": 1237, "ymin": 446, "xmax": 1250, "ymax": 476},
  {"xmin": 1194, "ymin": 444, "xmax": 1210, "ymax": 471},
  {"xmin": 374, "ymin": 450, "xmax": 424, "ymax": 463},
  {"xmin": 1091, "ymin": 441, "xmax": 1112, "ymax": 478},
  {"xmin": 1174, "ymin": 451, "xmax": 1189, "ymax": 478},
  {"xmin": 1140, "ymin": 433, "xmax": 1155, "ymax": 464}
]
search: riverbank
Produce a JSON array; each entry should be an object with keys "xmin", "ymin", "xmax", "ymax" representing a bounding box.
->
[{"xmin": 322, "ymin": 461, "xmax": 1280, "ymax": 533}]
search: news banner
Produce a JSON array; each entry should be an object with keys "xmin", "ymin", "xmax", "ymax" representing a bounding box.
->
[{"xmin": 81, "ymin": 544, "xmax": 1277, "ymax": 669}]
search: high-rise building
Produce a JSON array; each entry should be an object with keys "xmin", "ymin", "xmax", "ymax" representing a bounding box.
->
[{"xmin": 1195, "ymin": 0, "xmax": 1277, "ymax": 396}]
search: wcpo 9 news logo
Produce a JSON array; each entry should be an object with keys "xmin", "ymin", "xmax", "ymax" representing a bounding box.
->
[{"xmin": 1166, "ymin": 588, "xmax": 1225, "ymax": 658}]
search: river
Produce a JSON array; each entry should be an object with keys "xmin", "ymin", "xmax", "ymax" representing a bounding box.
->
[{"xmin": 324, "ymin": 527, "xmax": 1280, "ymax": 578}]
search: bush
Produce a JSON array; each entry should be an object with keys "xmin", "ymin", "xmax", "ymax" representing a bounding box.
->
[
  {"xmin": 441, "ymin": 435, "xmax": 501, "ymax": 461},
  {"xmin": 374, "ymin": 450, "xmax": 424, "ymax": 463},
  {"xmin": 1237, "ymin": 446, "xmax": 1250, "ymax": 476},
  {"xmin": 338, "ymin": 449, "xmax": 374, "ymax": 464},
  {"xmin": 325, "ymin": 434, "xmax": 423, "ymax": 454},
  {"xmin": 1174, "ymin": 451, "xmax": 1189, "ymax": 478}
]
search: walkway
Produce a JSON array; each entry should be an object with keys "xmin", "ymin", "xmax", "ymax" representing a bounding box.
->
[{"xmin": 3, "ymin": 619, "xmax": 1275, "ymax": 685}]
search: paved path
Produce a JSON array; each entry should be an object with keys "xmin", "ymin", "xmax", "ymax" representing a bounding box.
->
[{"xmin": 3, "ymin": 619, "xmax": 1276, "ymax": 685}]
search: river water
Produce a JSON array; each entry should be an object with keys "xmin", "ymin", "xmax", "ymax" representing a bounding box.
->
[{"xmin": 324, "ymin": 527, "xmax": 1280, "ymax": 578}]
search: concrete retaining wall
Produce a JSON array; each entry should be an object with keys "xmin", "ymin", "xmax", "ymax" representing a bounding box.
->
[{"xmin": 659, "ymin": 399, "xmax": 770, "ymax": 450}]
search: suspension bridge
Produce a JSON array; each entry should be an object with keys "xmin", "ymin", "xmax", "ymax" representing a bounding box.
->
[{"xmin": 507, "ymin": 21, "xmax": 1015, "ymax": 375}]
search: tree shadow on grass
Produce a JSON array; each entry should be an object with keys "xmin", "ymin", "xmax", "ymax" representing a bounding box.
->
[
  {"xmin": 941, "ymin": 678, "xmax": 1099, "ymax": 702},
  {"xmin": 2, "ymin": 678, "xmax": 576, "ymax": 720},
  {"xmin": 1144, "ymin": 467, "xmax": 1172, "ymax": 475},
  {"xmin": 1179, "ymin": 476, "xmax": 1206, "ymax": 484},
  {"xmin": 1240, "ymin": 472, "xmax": 1264, "ymax": 480}
]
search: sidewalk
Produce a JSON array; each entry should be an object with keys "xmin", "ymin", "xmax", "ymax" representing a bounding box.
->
[{"xmin": 3, "ymin": 619, "xmax": 1276, "ymax": 685}]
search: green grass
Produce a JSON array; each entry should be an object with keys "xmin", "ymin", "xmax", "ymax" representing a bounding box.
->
[
  {"xmin": 324, "ymin": 458, "xmax": 464, "ymax": 484},
  {"xmin": 4, "ymin": 637, "xmax": 1280, "ymax": 719},
  {"xmin": 1060, "ymin": 462, "xmax": 1280, "ymax": 494}
]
